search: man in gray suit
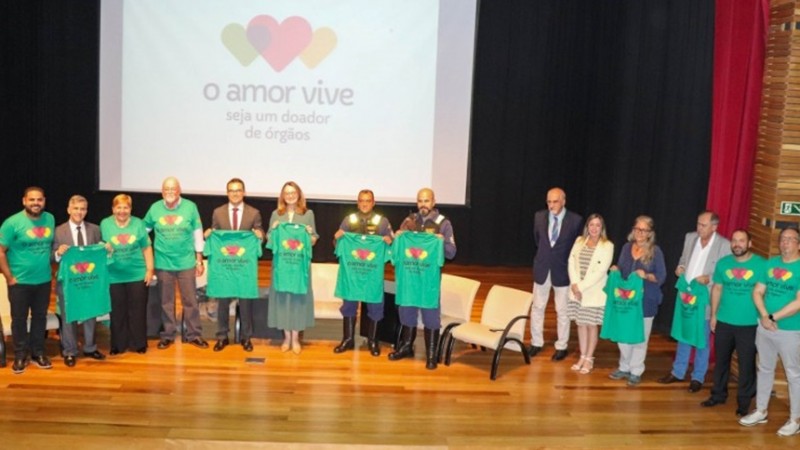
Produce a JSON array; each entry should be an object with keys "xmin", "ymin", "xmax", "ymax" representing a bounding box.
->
[
  {"xmin": 204, "ymin": 178, "xmax": 264, "ymax": 352},
  {"xmin": 53, "ymin": 195, "xmax": 106, "ymax": 367},
  {"xmin": 658, "ymin": 211, "xmax": 731, "ymax": 392}
]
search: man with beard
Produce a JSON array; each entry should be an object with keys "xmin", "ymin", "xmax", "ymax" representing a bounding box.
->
[
  {"xmin": 388, "ymin": 188, "xmax": 456, "ymax": 369},
  {"xmin": 0, "ymin": 187, "xmax": 56, "ymax": 373},
  {"xmin": 700, "ymin": 230, "xmax": 764, "ymax": 416},
  {"xmin": 144, "ymin": 177, "xmax": 208, "ymax": 350}
]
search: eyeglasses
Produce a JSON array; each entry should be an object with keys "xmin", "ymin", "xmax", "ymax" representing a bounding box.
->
[
  {"xmin": 227, "ymin": 189, "xmax": 243, "ymax": 193},
  {"xmin": 633, "ymin": 227, "xmax": 651, "ymax": 233}
]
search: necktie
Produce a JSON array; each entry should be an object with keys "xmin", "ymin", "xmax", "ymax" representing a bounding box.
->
[
  {"xmin": 76, "ymin": 225, "xmax": 85, "ymax": 246},
  {"xmin": 232, "ymin": 207, "xmax": 239, "ymax": 230},
  {"xmin": 550, "ymin": 216, "xmax": 559, "ymax": 245}
]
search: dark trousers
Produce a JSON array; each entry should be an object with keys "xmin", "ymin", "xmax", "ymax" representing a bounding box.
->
[
  {"xmin": 399, "ymin": 306, "xmax": 440, "ymax": 329},
  {"xmin": 8, "ymin": 282, "xmax": 51, "ymax": 359},
  {"xmin": 709, "ymin": 321, "xmax": 757, "ymax": 410},
  {"xmin": 341, "ymin": 300, "xmax": 384, "ymax": 321},
  {"xmin": 217, "ymin": 298, "xmax": 254, "ymax": 341},
  {"xmin": 110, "ymin": 281, "xmax": 148, "ymax": 351}
]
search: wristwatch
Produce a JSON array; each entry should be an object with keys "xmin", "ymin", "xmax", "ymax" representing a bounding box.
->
[{"xmin": 768, "ymin": 314, "xmax": 776, "ymax": 323}]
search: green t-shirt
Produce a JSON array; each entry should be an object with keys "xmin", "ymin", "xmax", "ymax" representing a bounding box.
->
[
  {"xmin": 391, "ymin": 232, "xmax": 444, "ymax": 309},
  {"xmin": 600, "ymin": 271, "xmax": 645, "ymax": 344},
  {"xmin": 712, "ymin": 254, "xmax": 764, "ymax": 326},
  {"xmin": 670, "ymin": 275, "xmax": 710, "ymax": 348},
  {"xmin": 143, "ymin": 199, "xmax": 203, "ymax": 271},
  {"xmin": 0, "ymin": 210, "xmax": 55, "ymax": 284},
  {"xmin": 760, "ymin": 256, "xmax": 800, "ymax": 331},
  {"xmin": 57, "ymin": 244, "xmax": 112, "ymax": 323},
  {"xmin": 334, "ymin": 232, "xmax": 390, "ymax": 303},
  {"xmin": 204, "ymin": 230, "xmax": 262, "ymax": 299},
  {"xmin": 266, "ymin": 222, "xmax": 312, "ymax": 294},
  {"xmin": 100, "ymin": 216, "xmax": 151, "ymax": 284}
]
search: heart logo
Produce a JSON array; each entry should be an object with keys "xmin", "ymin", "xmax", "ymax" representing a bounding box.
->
[
  {"xmin": 283, "ymin": 239, "xmax": 303, "ymax": 251},
  {"xmin": 222, "ymin": 245, "xmax": 245, "ymax": 256},
  {"xmin": 772, "ymin": 267, "xmax": 792, "ymax": 281},
  {"xmin": 160, "ymin": 215, "xmax": 183, "ymax": 226},
  {"xmin": 247, "ymin": 15, "xmax": 312, "ymax": 72},
  {"xmin": 300, "ymin": 27, "xmax": 337, "ymax": 69},
  {"xmin": 615, "ymin": 288, "xmax": 635, "ymax": 300},
  {"xmin": 116, "ymin": 234, "xmax": 132, "ymax": 245},
  {"xmin": 680, "ymin": 292, "xmax": 696, "ymax": 305},
  {"xmin": 730, "ymin": 268, "xmax": 748, "ymax": 280},
  {"xmin": 27, "ymin": 226, "xmax": 51, "ymax": 239},
  {"xmin": 221, "ymin": 23, "xmax": 260, "ymax": 66},
  {"xmin": 70, "ymin": 262, "xmax": 95, "ymax": 274},
  {"xmin": 352, "ymin": 249, "xmax": 375, "ymax": 261}
]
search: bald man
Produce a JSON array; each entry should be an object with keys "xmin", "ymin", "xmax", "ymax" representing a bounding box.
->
[
  {"xmin": 143, "ymin": 177, "xmax": 208, "ymax": 350},
  {"xmin": 529, "ymin": 187, "xmax": 583, "ymax": 361}
]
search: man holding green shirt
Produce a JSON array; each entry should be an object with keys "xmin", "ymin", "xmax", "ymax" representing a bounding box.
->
[
  {"xmin": 0, "ymin": 187, "xmax": 56, "ymax": 373},
  {"xmin": 144, "ymin": 177, "xmax": 208, "ymax": 350},
  {"xmin": 740, "ymin": 227, "xmax": 800, "ymax": 436}
]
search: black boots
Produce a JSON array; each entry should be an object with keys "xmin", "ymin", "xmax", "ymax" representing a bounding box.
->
[
  {"xmin": 424, "ymin": 328, "xmax": 440, "ymax": 370},
  {"xmin": 366, "ymin": 319, "xmax": 381, "ymax": 357},
  {"xmin": 388, "ymin": 326, "xmax": 416, "ymax": 361},
  {"xmin": 333, "ymin": 316, "xmax": 356, "ymax": 353}
]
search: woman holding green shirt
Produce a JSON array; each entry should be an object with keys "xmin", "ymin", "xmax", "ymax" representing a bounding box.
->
[{"xmin": 100, "ymin": 194, "xmax": 154, "ymax": 355}]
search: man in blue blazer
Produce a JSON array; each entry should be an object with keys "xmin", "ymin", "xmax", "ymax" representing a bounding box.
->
[{"xmin": 530, "ymin": 188, "xmax": 583, "ymax": 361}]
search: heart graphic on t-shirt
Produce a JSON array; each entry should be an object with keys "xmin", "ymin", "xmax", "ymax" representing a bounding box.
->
[
  {"xmin": 26, "ymin": 226, "xmax": 52, "ymax": 239},
  {"xmin": 771, "ymin": 267, "xmax": 792, "ymax": 281},
  {"xmin": 614, "ymin": 288, "xmax": 636, "ymax": 300},
  {"xmin": 352, "ymin": 249, "xmax": 376, "ymax": 261},
  {"xmin": 159, "ymin": 215, "xmax": 183, "ymax": 226},
  {"xmin": 405, "ymin": 247, "xmax": 428, "ymax": 260},
  {"xmin": 282, "ymin": 239, "xmax": 304, "ymax": 251},
  {"xmin": 680, "ymin": 292, "xmax": 696, "ymax": 305},
  {"xmin": 112, "ymin": 233, "xmax": 134, "ymax": 246},
  {"xmin": 221, "ymin": 245, "xmax": 245, "ymax": 257},
  {"xmin": 70, "ymin": 262, "xmax": 95, "ymax": 274}
]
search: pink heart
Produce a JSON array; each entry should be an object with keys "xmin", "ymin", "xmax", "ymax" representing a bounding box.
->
[
  {"xmin": 774, "ymin": 268, "xmax": 788, "ymax": 280},
  {"xmin": 247, "ymin": 15, "xmax": 312, "ymax": 72},
  {"xmin": 618, "ymin": 288, "xmax": 632, "ymax": 300},
  {"xmin": 75, "ymin": 263, "xmax": 89, "ymax": 274},
  {"xmin": 731, "ymin": 268, "xmax": 747, "ymax": 279},
  {"xmin": 356, "ymin": 249, "xmax": 370, "ymax": 260},
  {"xmin": 225, "ymin": 246, "xmax": 240, "ymax": 255}
]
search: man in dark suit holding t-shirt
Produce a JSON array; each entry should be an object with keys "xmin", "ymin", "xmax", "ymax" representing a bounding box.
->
[
  {"xmin": 204, "ymin": 178, "xmax": 264, "ymax": 352},
  {"xmin": 529, "ymin": 187, "xmax": 583, "ymax": 361}
]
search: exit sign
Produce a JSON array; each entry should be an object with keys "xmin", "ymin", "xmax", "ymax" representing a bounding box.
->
[{"xmin": 781, "ymin": 201, "xmax": 800, "ymax": 216}]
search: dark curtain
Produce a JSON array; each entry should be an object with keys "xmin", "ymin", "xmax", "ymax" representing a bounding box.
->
[
  {"xmin": 0, "ymin": 1, "xmax": 718, "ymax": 331},
  {"xmin": 707, "ymin": 0, "xmax": 768, "ymax": 236}
]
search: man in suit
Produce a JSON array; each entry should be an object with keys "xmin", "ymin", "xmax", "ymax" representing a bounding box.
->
[
  {"xmin": 529, "ymin": 187, "xmax": 583, "ymax": 361},
  {"xmin": 52, "ymin": 195, "xmax": 106, "ymax": 367},
  {"xmin": 205, "ymin": 178, "xmax": 264, "ymax": 352},
  {"xmin": 658, "ymin": 211, "xmax": 731, "ymax": 392}
]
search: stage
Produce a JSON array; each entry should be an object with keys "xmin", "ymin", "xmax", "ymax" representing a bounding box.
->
[{"xmin": 0, "ymin": 264, "xmax": 790, "ymax": 449}]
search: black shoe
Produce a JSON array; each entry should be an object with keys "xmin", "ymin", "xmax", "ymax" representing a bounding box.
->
[
  {"xmin": 31, "ymin": 354, "xmax": 52, "ymax": 369},
  {"xmin": 551, "ymin": 349, "xmax": 568, "ymax": 361},
  {"xmin": 83, "ymin": 350, "xmax": 106, "ymax": 360},
  {"xmin": 657, "ymin": 373, "xmax": 683, "ymax": 384},
  {"xmin": 701, "ymin": 397, "xmax": 724, "ymax": 407},
  {"xmin": 109, "ymin": 348, "xmax": 123, "ymax": 356},
  {"xmin": 388, "ymin": 326, "xmax": 416, "ymax": 361},
  {"xmin": 424, "ymin": 328, "xmax": 440, "ymax": 370},
  {"xmin": 214, "ymin": 338, "xmax": 229, "ymax": 352},
  {"xmin": 135, "ymin": 347, "xmax": 147, "ymax": 354},
  {"xmin": 528, "ymin": 345, "xmax": 543, "ymax": 357},
  {"xmin": 11, "ymin": 357, "xmax": 27, "ymax": 374},
  {"xmin": 157, "ymin": 339, "xmax": 173, "ymax": 350},
  {"xmin": 689, "ymin": 380, "xmax": 703, "ymax": 393},
  {"xmin": 242, "ymin": 339, "xmax": 254, "ymax": 352},
  {"xmin": 188, "ymin": 338, "xmax": 209, "ymax": 349},
  {"xmin": 64, "ymin": 355, "xmax": 77, "ymax": 367},
  {"xmin": 367, "ymin": 319, "xmax": 380, "ymax": 357},
  {"xmin": 333, "ymin": 316, "xmax": 356, "ymax": 354}
]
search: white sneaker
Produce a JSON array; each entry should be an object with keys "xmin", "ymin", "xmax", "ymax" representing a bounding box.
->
[
  {"xmin": 739, "ymin": 410, "xmax": 768, "ymax": 427},
  {"xmin": 777, "ymin": 419, "xmax": 800, "ymax": 437}
]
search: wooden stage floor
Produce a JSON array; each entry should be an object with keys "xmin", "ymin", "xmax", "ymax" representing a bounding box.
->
[{"xmin": 0, "ymin": 264, "xmax": 791, "ymax": 449}]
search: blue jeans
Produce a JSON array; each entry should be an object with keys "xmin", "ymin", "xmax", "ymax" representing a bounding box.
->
[{"xmin": 671, "ymin": 319, "xmax": 711, "ymax": 382}]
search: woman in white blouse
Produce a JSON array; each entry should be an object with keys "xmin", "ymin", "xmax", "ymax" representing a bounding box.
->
[{"xmin": 567, "ymin": 213, "xmax": 614, "ymax": 374}]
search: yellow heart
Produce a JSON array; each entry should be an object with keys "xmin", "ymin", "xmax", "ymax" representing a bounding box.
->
[{"xmin": 300, "ymin": 27, "xmax": 337, "ymax": 69}]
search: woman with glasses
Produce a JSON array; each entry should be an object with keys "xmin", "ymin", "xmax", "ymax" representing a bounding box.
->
[
  {"xmin": 266, "ymin": 181, "xmax": 318, "ymax": 354},
  {"xmin": 607, "ymin": 215, "xmax": 666, "ymax": 386}
]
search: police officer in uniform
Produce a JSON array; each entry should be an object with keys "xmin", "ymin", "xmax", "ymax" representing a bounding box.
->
[
  {"xmin": 333, "ymin": 190, "xmax": 393, "ymax": 356},
  {"xmin": 388, "ymin": 188, "xmax": 456, "ymax": 369}
]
